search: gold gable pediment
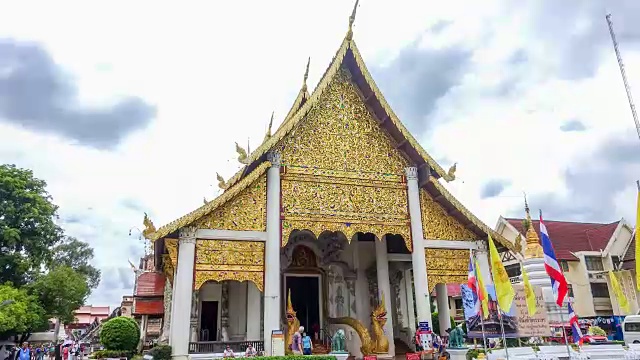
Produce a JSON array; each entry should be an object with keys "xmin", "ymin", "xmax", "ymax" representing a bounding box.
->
[{"xmin": 420, "ymin": 189, "xmax": 480, "ymax": 241}]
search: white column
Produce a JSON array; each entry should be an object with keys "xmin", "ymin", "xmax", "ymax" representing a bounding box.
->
[
  {"xmin": 264, "ymin": 151, "xmax": 282, "ymax": 355},
  {"xmin": 404, "ymin": 269, "xmax": 416, "ymax": 334},
  {"xmin": 375, "ymin": 236, "xmax": 396, "ymax": 356},
  {"xmin": 246, "ymin": 282, "xmax": 262, "ymax": 340},
  {"xmin": 435, "ymin": 284, "xmax": 450, "ymax": 336},
  {"xmin": 405, "ymin": 167, "xmax": 433, "ymax": 329},
  {"xmin": 170, "ymin": 228, "xmax": 197, "ymax": 360}
]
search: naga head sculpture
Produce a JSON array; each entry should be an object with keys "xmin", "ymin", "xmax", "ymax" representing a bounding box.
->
[
  {"xmin": 286, "ymin": 290, "xmax": 297, "ymax": 324},
  {"xmin": 372, "ymin": 293, "xmax": 387, "ymax": 327}
]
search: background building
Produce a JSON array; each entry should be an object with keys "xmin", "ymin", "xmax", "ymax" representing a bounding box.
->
[{"xmin": 495, "ymin": 216, "xmax": 637, "ymax": 321}]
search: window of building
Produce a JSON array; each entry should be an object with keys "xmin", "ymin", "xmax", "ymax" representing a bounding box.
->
[
  {"xmin": 612, "ymin": 255, "xmax": 621, "ymax": 269},
  {"xmin": 454, "ymin": 298, "xmax": 463, "ymax": 310},
  {"xmin": 505, "ymin": 264, "xmax": 522, "ymax": 278},
  {"xmin": 567, "ymin": 284, "xmax": 574, "ymax": 298},
  {"xmin": 560, "ymin": 261, "xmax": 569, "ymax": 272},
  {"xmin": 590, "ymin": 283, "xmax": 610, "ymax": 298},
  {"xmin": 585, "ymin": 256, "xmax": 604, "ymax": 271}
]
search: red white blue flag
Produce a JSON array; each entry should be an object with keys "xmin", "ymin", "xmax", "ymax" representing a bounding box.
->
[
  {"xmin": 568, "ymin": 302, "xmax": 583, "ymax": 344},
  {"xmin": 467, "ymin": 251, "xmax": 480, "ymax": 314},
  {"xmin": 540, "ymin": 211, "xmax": 569, "ymax": 306}
]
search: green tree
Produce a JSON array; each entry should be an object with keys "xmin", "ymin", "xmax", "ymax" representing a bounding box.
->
[
  {"xmin": 0, "ymin": 164, "xmax": 63, "ymax": 286},
  {"xmin": 100, "ymin": 317, "xmax": 141, "ymax": 351},
  {"xmin": 29, "ymin": 266, "xmax": 90, "ymax": 324},
  {"xmin": 0, "ymin": 284, "xmax": 48, "ymax": 340},
  {"xmin": 49, "ymin": 237, "xmax": 101, "ymax": 289}
]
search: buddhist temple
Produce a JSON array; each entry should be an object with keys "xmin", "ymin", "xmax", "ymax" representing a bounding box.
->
[{"xmin": 143, "ymin": 3, "xmax": 517, "ymax": 359}]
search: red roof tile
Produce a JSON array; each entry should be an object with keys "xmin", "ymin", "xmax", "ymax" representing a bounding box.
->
[
  {"xmin": 135, "ymin": 272, "xmax": 166, "ymax": 297},
  {"xmin": 505, "ymin": 218, "xmax": 620, "ymax": 260},
  {"xmin": 133, "ymin": 299, "xmax": 164, "ymax": 315}
]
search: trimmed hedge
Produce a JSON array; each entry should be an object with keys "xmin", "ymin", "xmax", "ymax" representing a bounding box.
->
[
  {"xmin": 149, "ymin": 345, "xmax": 171, "ymax": 360},
  {"xmin": 90, "ymin": 350, "xmax": 134, "ymax": 359},
  {"xmin": 251, "ymin": 356, "xmax": 336, "ymax": 360},
  {"xmin": 100, "ymin": 316, "xmax": 141, "ymax": 351}
]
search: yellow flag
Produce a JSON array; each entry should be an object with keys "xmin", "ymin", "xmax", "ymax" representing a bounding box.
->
[
  {"xmin": 488, "ymin": 234, "xmax": 516, "ymax": 312},
  {"xmin": 521, "ymin": 264, "xmax": 537, "ymax": 316},
  {"xmin": 475, "ymin": 258, "xmax": 489, "ymax": 318},
  {"xmin": 635, "ymin": 182, "xmax": 640, "ymax": 291},
  {"xmin": 609, "ymin": 270, "xmax": 630, "ymax": 314}
]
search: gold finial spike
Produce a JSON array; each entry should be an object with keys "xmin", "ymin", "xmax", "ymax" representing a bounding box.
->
[
  {"xmin": 247, "ymin": 137, "xmax": 251, "ymax": 155},
  {"xmin": 264, "ymin": 112, "xmax": 274, "ymax": 142},
  {"xmin": 301, "ymin": 57, "xmax": 311, "ymax": 92},
  {"xmin": 216, "ymin": 172, "xmax": 228, "ymax": 190},
  {"xmin": 346, "ymin": 0, "xmax": 360, "ymax": 40}
]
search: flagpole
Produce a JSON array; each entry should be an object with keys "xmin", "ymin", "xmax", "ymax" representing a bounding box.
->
[
  {"xmin": 472, "ymin": 249, "xmax": 489, "ymax": 356},
  {"xmin": 484, "ymin": 252, "xmax": 510, "ymax": 360},
  {"xmin": 557, "ymin": 302, "xmax": 572, "ymax": 358}
]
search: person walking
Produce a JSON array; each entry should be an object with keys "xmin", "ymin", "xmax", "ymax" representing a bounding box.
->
[
  {"xmin": 16, "ymin": 343, "xmax": 30, "ymax": 360},
  {"xmin": 291, "ymin": 327, "xmax": 303, "ymax": 355},
  {"xmin": 301, "ymin": 332, "xmax": 313, "ymax": 355}
]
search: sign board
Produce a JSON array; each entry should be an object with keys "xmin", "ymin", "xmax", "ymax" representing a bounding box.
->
[
  {"xmin": 513, "ymin": 285, "xmax": 550, "ymax": 337},
  {"xmin": 418, "ymin": 322, "xmax": 431, "ymax": 332},
  {"xmin": 271, "ymin": 330, "xmax": 285, "ymax": 356}
]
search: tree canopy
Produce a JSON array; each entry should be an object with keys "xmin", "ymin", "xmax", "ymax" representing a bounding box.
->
[
  {"xmin": 0, "ymin": 164, "xmax": 102, "ymax": 339},
  {"xmin": 49, "ymin": 237, "xmax": 101, "ymax": 289},
  {"xmin": 0, "ymin": 164, "xmax": 63, "ymax": 286}
]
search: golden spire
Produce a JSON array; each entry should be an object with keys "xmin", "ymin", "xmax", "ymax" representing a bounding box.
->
[
  {"xmin": 523, "ymin": 194, "xmax": 544, "ymax": 259},
  {"xmin": 286, "ymin": 289, "xmax": 296, "ymax": 316},
  {"xmin": 346, "ymin": 0, "xmax": 360, "ymax": 41}
]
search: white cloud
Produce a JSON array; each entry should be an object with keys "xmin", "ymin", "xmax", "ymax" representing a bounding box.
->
[{"xmin": 0, "ymin": 0, "xmax": 638, "ymax": 307}]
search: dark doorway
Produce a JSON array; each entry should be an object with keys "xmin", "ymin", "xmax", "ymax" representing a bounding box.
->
[
  {"xmin": 286, "ymin": 276, "xmax": 320, "ymax": 339},
  {"xmin": 200, "ymin": 301, "xmax": 218, "ymax": 341}
]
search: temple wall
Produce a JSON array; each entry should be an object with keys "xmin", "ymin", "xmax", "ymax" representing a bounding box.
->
[
  {"xmin": 199, "ymin": 283, "xmax": 222, "ymax": 339},
  {"xmin": 228, "ymin": 282, "xmax": 248, "ymax": 340}
]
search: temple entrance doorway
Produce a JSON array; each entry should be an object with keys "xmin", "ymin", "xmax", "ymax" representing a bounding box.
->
[
  {"xmin": 199, "ymin": 301, "xmax": 219, "ymax": 341},
  {"xmin": 285, "ymin": 274, "xmax": 321, "ymax": 339}
]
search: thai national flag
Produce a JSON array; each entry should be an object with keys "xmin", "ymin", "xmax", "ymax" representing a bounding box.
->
[
  {"xmin": 540, "ymin": 211, "xmax": 569, "ymax": 306},
  {"xmin": 467, "ymin": 253, "xmax": 480, "ymax": 313},
  {"xmin": 568, "ymin": 303, "xmax": 583, "ymax": 345}
]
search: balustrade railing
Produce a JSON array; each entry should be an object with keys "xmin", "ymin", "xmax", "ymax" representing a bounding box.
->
[{"xmin": 188, "ymin": 340, "xmax": 264, "ymax": 354}]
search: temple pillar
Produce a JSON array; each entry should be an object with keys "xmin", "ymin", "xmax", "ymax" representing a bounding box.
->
[
  {"xmin": 435, "ymin": 284, "xmax": 450, "ymax": 336},
  {"xmin": 246, "ymin": 282, "xmax": 262, "ymax": 340},
  {"xmin": 375, "ymin": 236, "xmax": 396, "ymax": 356},
  {"xmin": 264, "ymin": 151, "xmax": 282, "ymax": 355},
  {"xmin": 170, "ymin": 228, "xmax": 197, "ymax": 360},
  {"xmin": 405, "ymin": 167, "xmax": 432, "ymax": 329},
  {"xmin": 159, "ymin": 278, "xmax": 172, "ymax": 344},
  {"xmin": 221, "ymin": 282, "xmax": 230, "ymax": 341},
  {"xmin": 190, "ymin": 291, "xmax": 199, "ymax": 342},
  {"xmin": 404, "ymin": 269, "xmax": 416, "ymax": 334}
]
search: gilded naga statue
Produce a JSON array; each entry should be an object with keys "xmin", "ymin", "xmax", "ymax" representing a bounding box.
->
[
  {"xmin": 285, "ymin": 290, "xmax": 300, "ymax": 354},
  {"xmin": 216, "ymin": 172, "xmax": 228, "ymax": 190},
  {"xmin": 371, "ymin": 293, "xmax": 389, "ymax": 354},
  {"xmin": 142, "ymin": 212, "xmax": 156, "ymax": 239},
  {"xmin": 235, "ymin": 142, "xmax": 250, "ymax": 165}
]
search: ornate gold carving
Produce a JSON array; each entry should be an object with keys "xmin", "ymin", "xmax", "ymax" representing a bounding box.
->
[
  {"xmin": 425, "ymin": 249, "xmax": 468, "ymax": 292},
  {"xmin": 282, "ymin": 218, "xmax": 410, "ymax": 250},
  {"xmin": 217, "ymin": 173, "xmax": 228, "ymax": 190},
  {"xmin": 162, "ymin": 254, "xmax": 174, "ymax": 284},
  {"xmin": 235, "ymin": 142, "xmax": 250, "ymax": 165},
  {"xmin": 151, "ymin": 162, "xmax": 270, "ymax": 240},
  {"xmin": 194, "ymin": 271, "xmax": 263, "ymax": 292},
  {"xmin": 143, "ymin": 213, "xmax": 156, "ymax": 240},
  {"xmin": 425, "ymin": 177, "xmax": 516, "ymax": 251},
  {"xmin": 165, "ymin": 239, "xmax": 178, "ymax": 267},
  {"xmin": 285, "ymin": 290, "xmax": 300, "ymax": 354},
  {"xmin": 371, "ymin": 292, "xmax": 389, "ymax": 354},
  {"xmin": 193, "ymin": 239, "xmax": 264, "ymax": 291},
  {"xmin": 327, "ymin": 317, "xmax": 375, "ymax": 355},
  {"xmin": 277, "ymin": 68, "xmax": 409, "ymax": 174},
  {"xmin": 290, "ymin": 245, "xmax": 318, "ymax": 268},
  {"xmin": 420, "ymin": 189, "xmax": 478, "ymax": 241},
  {"xmin": 193, "ymin": 174, "xmax": 266, "ymax": 232}
]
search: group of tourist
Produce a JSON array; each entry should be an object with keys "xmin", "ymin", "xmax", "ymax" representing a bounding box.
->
[
  {"xmin": 291, "ymin": 326, "xmax": 313, "ymax": 355},
  {"xmin": 5, "ymin": 342, "xmax": 85, "ymax": 360},
  {"xmin": 222, "ymin": 343, "xmax": 258, "ymax": 358}
]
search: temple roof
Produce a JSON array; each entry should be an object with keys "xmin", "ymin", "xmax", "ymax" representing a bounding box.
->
[{"xmin": 147, "ymin": 4, "xmax": 514, "ymax": 251}]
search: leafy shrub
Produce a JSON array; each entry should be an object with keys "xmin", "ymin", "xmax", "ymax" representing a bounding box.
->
[
  {"xmin": 588, "ymin": 326, "xmax": 606, "ymax": 336},
  {"xmin": 100, "ymin": 316, "xmax": 141, "ymax": 351},
  {"xmin": 431, "ymin": 312, "xmax": 456, "ymax": 336},
  {"xmin": 466, "ymin": 349, "xmax": 487, "ymax": 360},
  {"xmin": 149, "ymin": 345, "xmax": 171, "ymax": 360},
  {"xmin": 91, "ymin": 350, "xmax": 134, "ymax": 359},
  {"xmin": 251, "ymin": 357, "xmax": 336, "ymax": 360}
]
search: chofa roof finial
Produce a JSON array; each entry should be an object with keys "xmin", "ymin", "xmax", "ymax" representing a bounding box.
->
[
  {"xmin": 346, "ymin": 0, "xmax": 360, "ymax": 40},
  {"xmin": 302, "ymin": 57, "xmax": 311, "ymax": 92}
]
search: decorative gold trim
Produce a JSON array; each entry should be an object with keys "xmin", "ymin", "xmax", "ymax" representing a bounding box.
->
[
  {"xmin": 162, "ymin": 254, "xmax": 174, "ymax": 284},
  {"xmin": 425, "ymin": 248, "xmax": 468, "ymax": 293},
  {"xmin": 427, "ymin": 176, "xmax": 515, "ymax": 251},
  {"xmin": 165, "ymin": 239, "xmax": 178, "ymax": 267},
  {"xmin": 194, "ymin": 271, "xmax": 263, "ymax": 292},
  {"xmin": 149, "ymin": 162, "xmax": 271, "ymax": 240},
  {"xmin": 193, "ymin": 239, "xmax": 264, "ymax": 291}
]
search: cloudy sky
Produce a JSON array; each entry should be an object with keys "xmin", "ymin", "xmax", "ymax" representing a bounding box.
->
[{"xmin": 1, "ymin": 0, "xmax": 639, "ymax": 308}]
